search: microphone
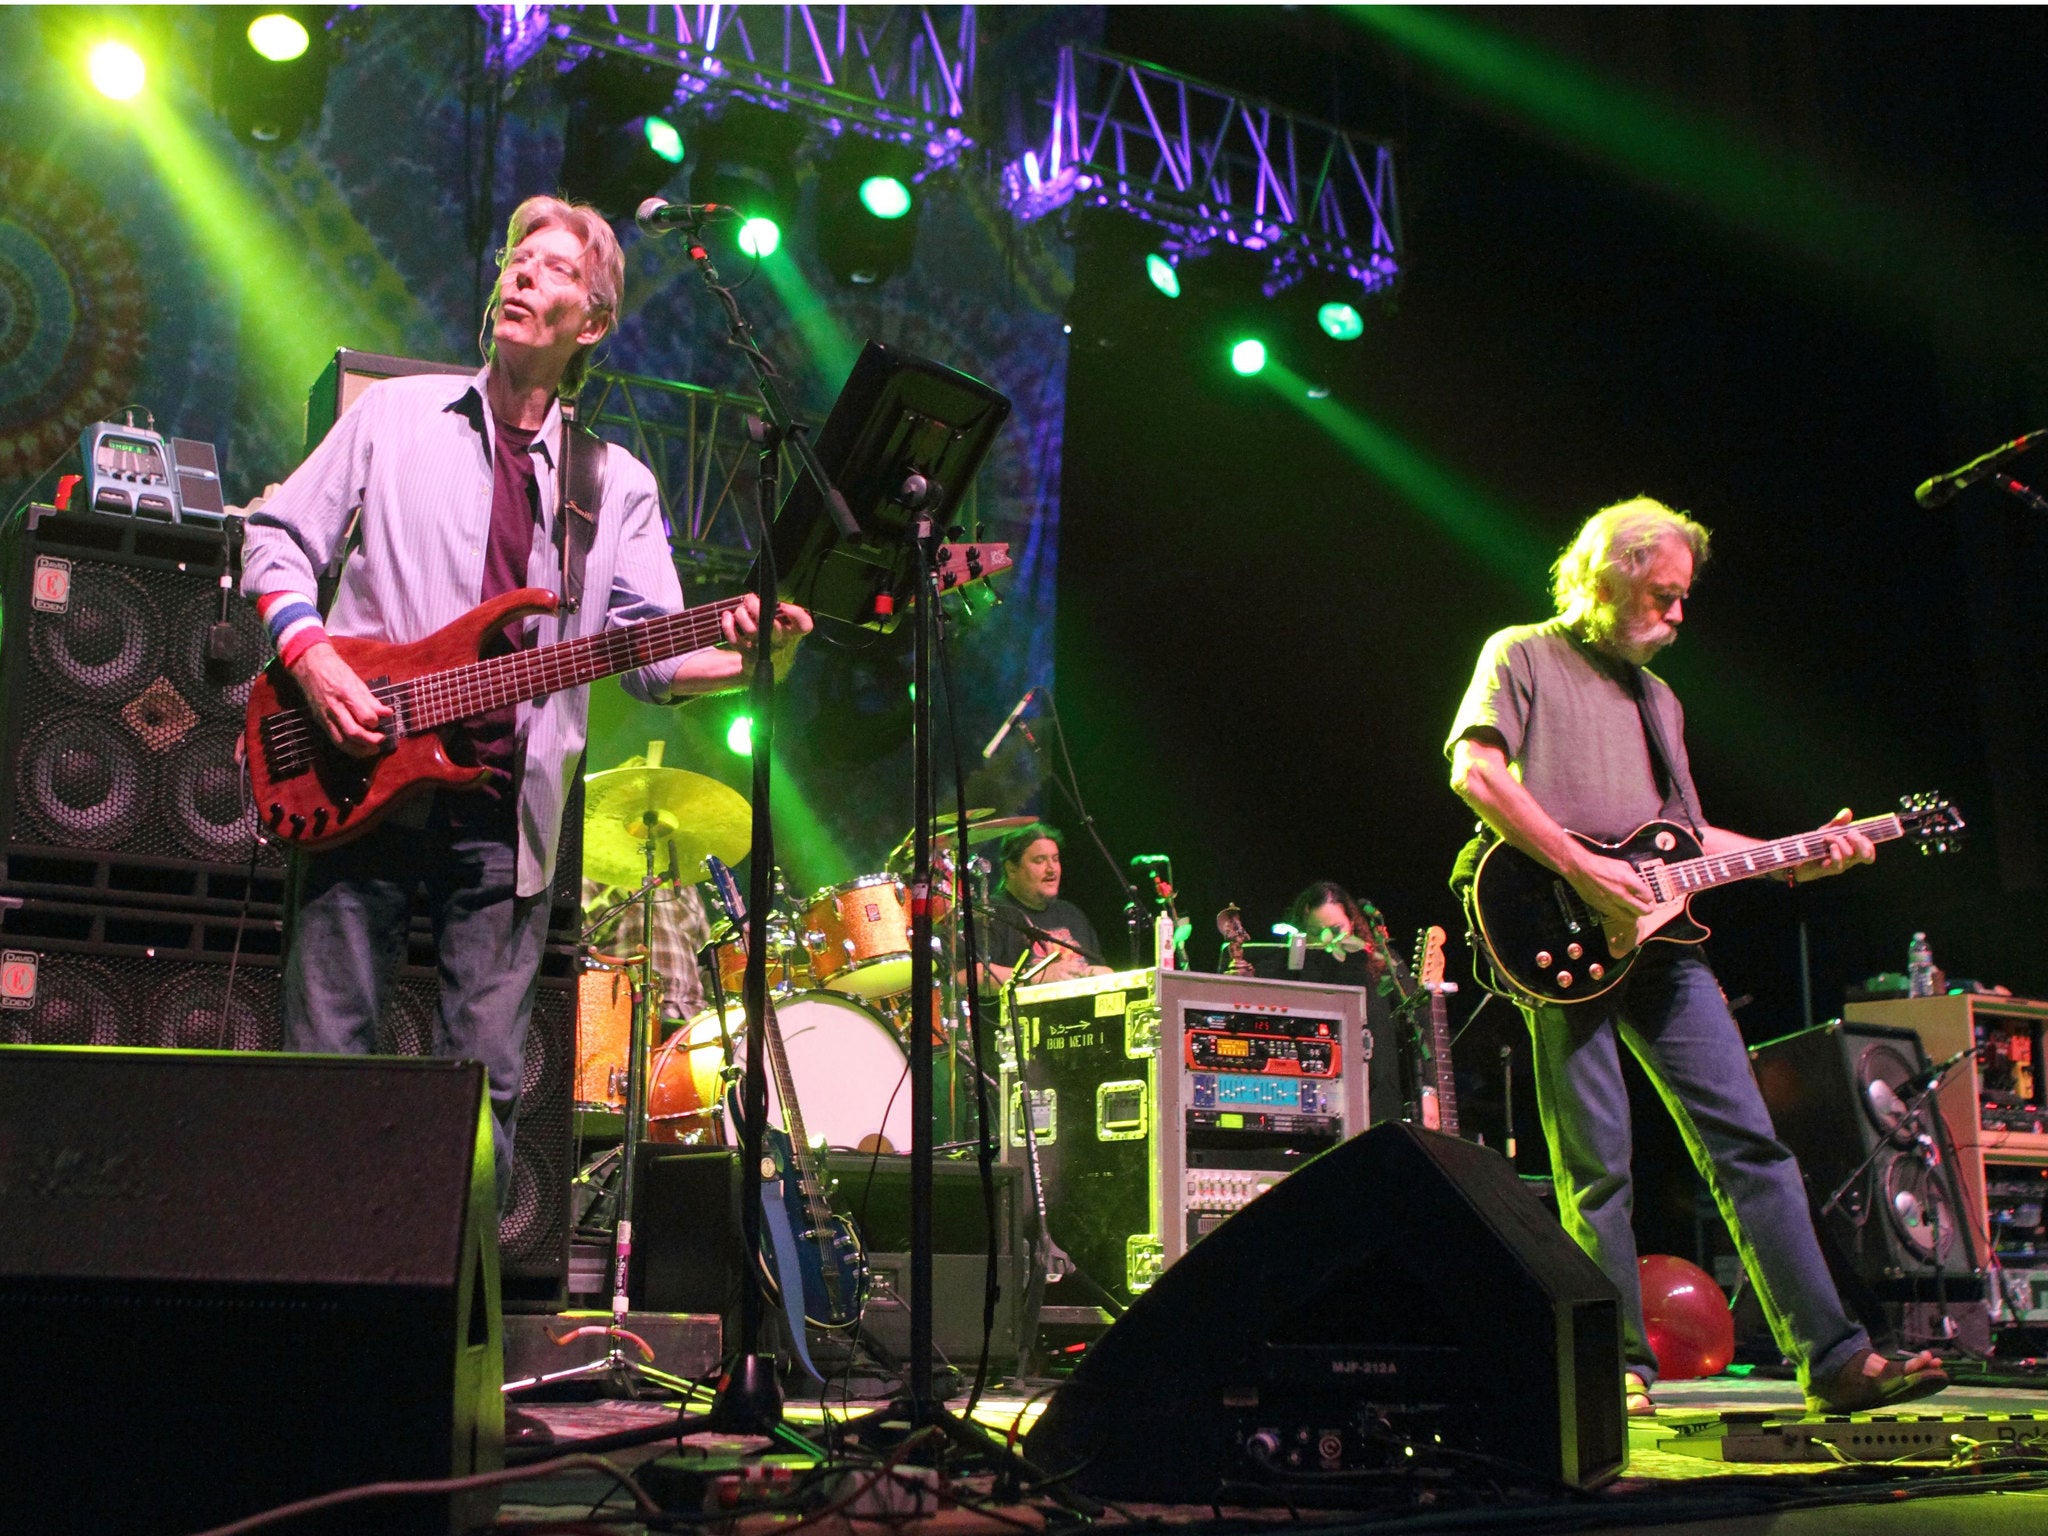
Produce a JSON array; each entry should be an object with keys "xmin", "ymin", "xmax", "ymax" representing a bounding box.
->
[
  {"xmin": 1914, "ymin": 430, "xmax": 2048, "ymax": 508},
  {"xmin": 1900, "ymin": 1042, "xmax": 1976, "ymax": 1096},
  {"xmin": 635, "ymin": 197, "xmax": 745, "ymax": 236},
  {"xmin": 981, "ymin": 686, "xmax": 1037, "ymax": 759}
]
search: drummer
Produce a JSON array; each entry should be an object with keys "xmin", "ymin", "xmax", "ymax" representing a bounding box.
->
[
  {"xmin": 974, "ymin": 822, "xmax": 1113, "ymax": 993},
  {"xmin": 581, "ymin": 751, "xmax": 713, "ymax": 1028}
]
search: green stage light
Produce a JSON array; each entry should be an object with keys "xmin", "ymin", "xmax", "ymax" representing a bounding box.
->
[
  {"xmin": 858, "ymin": 175, "xmax": 912, "ymax": 220},
  {"xmin": 738, "ymin": 216, "xmax": 782, "ymax": 258},
  {"xmin": 726, "ymin": 716, "xmax": 754, "ymax": 756},
  {"xmin": 1145, "ymin": 253, "xmax": 1181, "ymax": 298},
  {"xmin": 246, "ymin": 13, "xmax": 310, "ymax": 63},
  {"xmin": 643, "ymin": 115, "xmax": 685, "ymax": 165},
  {"xmin": 88, "ymin": 40, "xmax": 147, "ymax": 101},
  {"xmin": 1317, "ymin": 301, "xmax": 1365, "ymax": 340},
  {"xmin": 1230, "ymin": 338, "xmax": 1268, "ymax": 376}
]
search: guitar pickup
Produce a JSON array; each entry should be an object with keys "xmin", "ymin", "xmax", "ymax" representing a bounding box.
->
[{"xmin": 1550, "ymin": 881, "xmax": 1584, "ymax": 934}]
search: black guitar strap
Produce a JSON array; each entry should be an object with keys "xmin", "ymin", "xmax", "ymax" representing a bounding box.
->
[
  {"xmin": 554, "ymin": 399, "xmax": 605, "ymax": 617},
  {"xmin": 1629, "ymin": 664, "xmax": 1703, "ymax": 835}
]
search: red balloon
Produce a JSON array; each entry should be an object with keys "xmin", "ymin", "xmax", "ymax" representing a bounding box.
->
[{"xmin": 1639, "ymin": 1254, "xmax": 1735, "ymax": 1380}]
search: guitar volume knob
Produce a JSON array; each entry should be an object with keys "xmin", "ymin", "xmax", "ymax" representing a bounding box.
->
[
  {"xmin": 1566, "ymin": 942, "xmax": 1583, "ymax": 960},
  {"xmin": 1556, "ymin": 971, "xmax": 1574, "ymax": 988},
  {"xmin": 1588, "ymin": 963, "xmax": 1605, "ymax": 980},
  {"xmin": 1535, "ymin": 951, "xmax": 1553, "ymax": 969}
]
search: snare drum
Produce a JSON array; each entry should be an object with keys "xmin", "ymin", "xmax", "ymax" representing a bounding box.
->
[
  {"xmin": 574, "ymin": 957, "xmax": 658, "ymax": 1112},
  {"xmin": 649, "ymin": 991, "xmax": 912, "ymax": 1155},
  {"xmin": 803, "ymin": 874, "xmax": 918, "ymax": 999}
]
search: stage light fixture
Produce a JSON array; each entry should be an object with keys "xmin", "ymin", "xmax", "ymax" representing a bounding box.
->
[
  {"xmin": 689, "ymin": 104, "xmax": 805, "ymax": 261},
  {"xmin": 726, "ymin": 716, "xmax": 754, "ymax": 756},
  {"xmin": 1317, "ymin": 301, "xmax": 1365, "ymax": 341},
  {"xmin": 87, "ymin": 39, "xmax": 147, "ymax": 101},
  {"xmin": 815, "ymin": 137, "xmax": 922, "ymax": 286},
  {"xmin": 1230, "ymin": 338, "xmax": 1268, "ymax": 376},
  {"xmin": 212, "ymin": 7, "xmax": 329, "ymax": 147},
  {"xmin": 1145, "ymin": 253, "xmax": 1182, "ymax": 298},
  {"xmin": 556, "ymin": 52, "xmax": 686, "ymax": 219},
  {"xmin": 246, "ymin": 13, "xmax": 309, "ymax": 63}
]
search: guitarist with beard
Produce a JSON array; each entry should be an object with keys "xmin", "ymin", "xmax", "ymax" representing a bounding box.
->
[
  {"xmin": 242, "ymin": 195, "xmax": 811, "ymax": 1221},
  {"xmin": 1446, "ymin": 497, "xmax": 1944, "ymax": 1418}
]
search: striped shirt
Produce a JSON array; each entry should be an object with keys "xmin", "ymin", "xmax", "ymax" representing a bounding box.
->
[{"xmin": 241, "ymin": 367, "xmax": 690, "ymax": 898}]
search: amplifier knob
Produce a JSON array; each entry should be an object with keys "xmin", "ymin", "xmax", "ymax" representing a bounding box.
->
[
  {"xmin": 1556, "ymin": 971, "xmax": 1574, "ymax": 988},
  {"xmin": 1566, "ymin": 942, "xmax": 1583, "ymax": 960},
  {"xmin": 1535, "ymin": 950, "xmax": 1553, "ymax": 969}
]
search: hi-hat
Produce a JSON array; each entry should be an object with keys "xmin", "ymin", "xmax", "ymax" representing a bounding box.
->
[{"xmin": 583, "ymin": 766, "xmax": 749, "ymax": 887}]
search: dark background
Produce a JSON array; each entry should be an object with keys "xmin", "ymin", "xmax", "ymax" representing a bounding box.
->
[{"xmin": 1043, "ymin": 7, "xmax": 2048, "ymax": 1257}]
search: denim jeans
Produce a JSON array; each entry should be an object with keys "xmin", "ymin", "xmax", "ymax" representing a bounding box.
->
[
  {"xmin": 1522, "ymin": 947, "xmax": 1868, "ymax": 1389},
  {"xmin": 281, "ymin": 795, "xmax": 551, "ymax": 1206}
]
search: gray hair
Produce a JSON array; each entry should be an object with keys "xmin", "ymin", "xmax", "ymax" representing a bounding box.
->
[
  {"xmin": 485, "ymin": 194, "xmax": 624, "ymax": 398},
  {"xmin": 1551, "ymin": 496, "xmax": 1710, "ymax": 639}
]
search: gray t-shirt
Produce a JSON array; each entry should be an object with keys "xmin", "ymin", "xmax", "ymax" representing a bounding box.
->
[{"xmin": 1446, "ymin": 618, "xmax": 1701, "ymax": 843}]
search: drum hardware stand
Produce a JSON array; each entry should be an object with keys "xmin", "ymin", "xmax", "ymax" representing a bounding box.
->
[{"xmin": 505, "ymin": 834, "xmax": 689, "ymax": 1402}]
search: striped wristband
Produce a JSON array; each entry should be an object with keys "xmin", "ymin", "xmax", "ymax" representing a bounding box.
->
[{"xmin": 257, "ymin": 591, "xmax": 329, "ymax": 669}]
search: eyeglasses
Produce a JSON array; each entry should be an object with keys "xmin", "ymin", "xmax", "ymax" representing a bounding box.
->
[{"xmin": 497, "ymin": 247, "xmax": 585, "ymax": 287}]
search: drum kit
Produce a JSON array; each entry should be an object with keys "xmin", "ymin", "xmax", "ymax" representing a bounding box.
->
[{"xmin": 573, "ymin": 762, "xmax": 1037, "ymax": 1171}]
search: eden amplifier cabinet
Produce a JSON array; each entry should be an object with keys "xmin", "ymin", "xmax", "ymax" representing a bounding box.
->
[{"xmin": 1001, "ymin": 967, "xmax": 1371, "ymax": 1309}]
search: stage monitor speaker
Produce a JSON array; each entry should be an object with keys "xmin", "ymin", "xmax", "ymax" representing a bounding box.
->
[
  {"xmin": 1753, "ymin": 1019, "xmax": 1982, "ymax": 1290},
  {"xmin": 1023, "ymin": 1123, "xmax": 1625, "ymax": 1501},
  {"xmin": 0, "ymin": 1047, "xmax": 502, "ymax": 1536},
  {"xmin": 0, "ymin": 899, "xmax": 575, "ymax": 1310},
  {"xmin": 0, "ymin": 508, "xmax": 284, "ymax": 902}
]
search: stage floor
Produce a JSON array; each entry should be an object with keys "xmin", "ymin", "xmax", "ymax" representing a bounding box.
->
[{"xmin": 500, "ymin": 1365, "xmax": 2048, "ymax": 1535}]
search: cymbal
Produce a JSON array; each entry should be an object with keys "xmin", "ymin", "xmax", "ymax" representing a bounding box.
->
[
  {"xmin": 886, "ymin": 811, "xmax": 1039, "ymax": 865},
  {"xmin": 582, "ymin": 765, "xmax": 750, "ymax": 887}
]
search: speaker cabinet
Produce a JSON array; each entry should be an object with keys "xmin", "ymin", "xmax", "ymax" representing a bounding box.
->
[
  {"xmin": 1753, "ymin": 1019, "xmax": 1983, "ymax": 1287},
  {"xmin": 1024, "ymin": 1124, "xmax": 1625, "ymax": 1500},
  {"xmin": 630, "ymin": 1149, "xmax": 1027, "ymax": 1368},
  {"xmin": 0, "ymin": 509, "xmax": 282, "ymax": 902},
  {"xmin": 0, "ymin": 1048, "xmax": 502, "ymax": 1535},
  {"xmin": 0, "ymin": 899, "xmax": 575, "ymax": 1309}
]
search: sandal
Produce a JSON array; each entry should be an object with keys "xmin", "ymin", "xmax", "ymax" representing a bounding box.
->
[
  {"xmin": 1804, "ymin": 1349, "xmax": 1949, "ymax": 1415},
  {"xmin": 1624, "ymin": 1370, "xmax": 1656, "ymax": 1417}
]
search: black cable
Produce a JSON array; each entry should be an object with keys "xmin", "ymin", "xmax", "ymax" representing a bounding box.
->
[{"xmin": 1035, "ymin": 687, "xmax": 1142, "ymax": 964}]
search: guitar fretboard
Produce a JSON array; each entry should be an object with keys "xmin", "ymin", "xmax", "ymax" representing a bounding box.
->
[
  {"xmin": 386, "ymin": 597, "xmax": 749, "ymax": 734},
  {"xmin": 1651, "ymin": 815, "xmax": 1904, "ymax": 897}
]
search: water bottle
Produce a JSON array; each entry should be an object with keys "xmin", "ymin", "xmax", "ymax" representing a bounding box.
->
[{"xmin": 1907, "ymin": 931, "xmax": 1936, "ymax": 998}]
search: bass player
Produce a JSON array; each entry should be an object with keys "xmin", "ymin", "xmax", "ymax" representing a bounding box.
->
[
  {"xmin": 242, "ymin": 195, "xmax": 810, "ymax": 1207},
  {"xmin": 1445, "ymin": 496, "xmax": 1943, "ymax": 1417}
]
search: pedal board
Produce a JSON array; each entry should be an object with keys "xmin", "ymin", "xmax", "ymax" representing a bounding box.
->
[{"xmin": 1653, "ymin": 1408, "xmax": 2048, "ymax": 1462}]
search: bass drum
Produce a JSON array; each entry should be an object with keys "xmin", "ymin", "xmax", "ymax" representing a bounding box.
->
[{"xmin": 649, "ymin": 991, "xmax": 913, "ymax": 1155}]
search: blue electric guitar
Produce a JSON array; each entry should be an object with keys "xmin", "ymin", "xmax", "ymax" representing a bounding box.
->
[{"xmin": 705, "ymin": 858, "xmax": 867, "ymax": 1331}]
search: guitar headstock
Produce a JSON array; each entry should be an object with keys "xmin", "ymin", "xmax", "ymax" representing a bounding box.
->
[
  {"xmin": 704, "ymin": 855, "xmax": 747, "ymax": 929},
  {"xmin": 1414, "ymin": 925, "xmax": 1448, "ymax": 991},
  {"xmin": 1898, "ymin": 793, "xmax": 1966, "ymax": 856},
  {"xmin": 931, "ymin": 542, "xmax": 1013, "ymax": 597},
  {"xmin": 1216, "ymin": 902, "xmax": 1251, "ymax": 946}
]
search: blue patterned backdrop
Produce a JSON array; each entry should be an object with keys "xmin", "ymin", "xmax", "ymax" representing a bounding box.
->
[{"xmin": 0, "ymin": 6, "xmax": 1078, "ymax": 895}]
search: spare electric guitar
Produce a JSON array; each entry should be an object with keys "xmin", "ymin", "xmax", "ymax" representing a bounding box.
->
[
  {"xmin": 705, "ymin": 857, "xmax": 867, "ymax": 1332},
  {"xmin": 1466, "ymin": 793, "xmax": 1965, "ymax": 1006},
  {"xmin": 1410, "ymin": 925, "xmax": 1460, "ymax": 1137},
  {"xmin": 244, "ymin": 543, "xmax": 1011, "ymax": 852},
  {"xmin": 1217, "ymin": 902, "xmax": 1251, "ymax": 974}
]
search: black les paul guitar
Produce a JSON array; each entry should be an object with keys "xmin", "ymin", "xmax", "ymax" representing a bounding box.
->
[{"xmin": 1466, "ymin": 793, "xmax": 1964, "ymax": 1006}]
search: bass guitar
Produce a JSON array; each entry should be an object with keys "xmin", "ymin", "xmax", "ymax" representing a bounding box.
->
[
  {"xmin": 1466, "ymin": 793, "xmax": 1964, "ymax": 1006},
  {"xmin": 705, "ymin": 857, "xmax": 867, "ymax": 1331},
  {"xmin": 244, "ymin": 543, "xmax": 1010, "ymax": 851}
]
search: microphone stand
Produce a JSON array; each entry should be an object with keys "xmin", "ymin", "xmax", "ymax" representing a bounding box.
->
[
  {"xmin": 1990, "ymin": 474, "xmax": 2048, "ymax": 517},
  {"xmin": 671, "ymin": 216, "xmax": 835, "ymax": 1446},
  {"xmin": 1031, "ymin": 689, "xmax": 1146, "ymax": 967}
]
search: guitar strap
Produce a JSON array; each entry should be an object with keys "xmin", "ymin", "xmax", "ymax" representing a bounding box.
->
[
  {"xmin": 1629, "ymin": 664, "xmax": 1703, "ymax": 835},
  {"xmin": 554, "ymin": 400, "xmax": 606, "ymax": 617}
]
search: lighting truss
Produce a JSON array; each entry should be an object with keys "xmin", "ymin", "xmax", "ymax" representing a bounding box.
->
[
  {"xmin": 1000, "ymin": 45, "xmax": 1401, "ymax": 298},
  {"xmin": 580, "ymin": 369, "xmax": 982, "ymax": 586},
  {"xmin": 482, "ymin": 5, "xmax": 978, "ymax": 168}
]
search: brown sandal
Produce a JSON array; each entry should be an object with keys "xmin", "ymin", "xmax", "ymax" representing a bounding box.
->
[{"xmin": 1804, "ymin": 1349, "xmax": 1948, "ymax": 1414}]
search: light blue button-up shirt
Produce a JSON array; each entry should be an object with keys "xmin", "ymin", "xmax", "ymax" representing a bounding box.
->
[{"xmin": 241, "ymin": 366, "xmax": 688, "ymax": 897}]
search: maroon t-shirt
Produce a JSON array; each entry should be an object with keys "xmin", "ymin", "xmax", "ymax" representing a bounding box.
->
[{"xmin": 468, "ymin": 418, "xmax": 541, "ymax": 798}]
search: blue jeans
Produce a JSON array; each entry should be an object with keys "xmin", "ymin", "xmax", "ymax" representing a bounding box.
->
[
  {"xmin": 1522, "ymin": 948, "xmax": 1868, "ymax": 1390},
  {"xmin": 281, "ymin": 796, "xmax": 551, "ymax": 1206}
]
